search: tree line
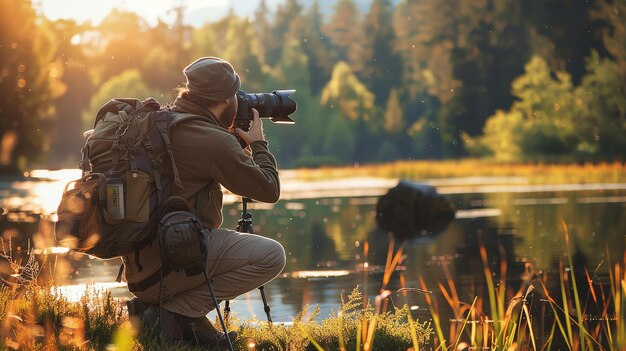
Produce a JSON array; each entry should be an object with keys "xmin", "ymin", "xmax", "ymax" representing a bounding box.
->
[{"xmin": 1, "ymin": 0, "xmax": 625, "ymax": 172}]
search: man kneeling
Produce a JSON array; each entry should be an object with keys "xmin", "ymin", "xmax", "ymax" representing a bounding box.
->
[{"xmin": 124, "ymin": 57, "xmax": 286, "ymax": 348}]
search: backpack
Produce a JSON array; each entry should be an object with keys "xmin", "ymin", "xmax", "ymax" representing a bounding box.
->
[{"xmin": 55, "ymin": 98, "xmax": 207, "ymax": 259}]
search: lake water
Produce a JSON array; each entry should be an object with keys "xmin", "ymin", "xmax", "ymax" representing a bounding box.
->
[{"xmin": 0, "ymin": 169, "xmax": 623, "ymax": 339}]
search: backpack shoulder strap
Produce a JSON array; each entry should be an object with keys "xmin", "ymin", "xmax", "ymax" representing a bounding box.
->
[{"xmin": 153, "ymin": 111, "xmax": 215, "ymax": 189}]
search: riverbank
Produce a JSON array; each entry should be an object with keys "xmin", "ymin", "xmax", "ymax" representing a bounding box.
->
[
  {"xmin": 0, "ymin": 285, "xmax": 431, "ymax": 350},
  {"xmin": 286, "ymin": 160, "xmax": 625, "ymax": 184},
  {"xmin": 1, "ymin": 161, "xmax": 624, "ymax": 350}
]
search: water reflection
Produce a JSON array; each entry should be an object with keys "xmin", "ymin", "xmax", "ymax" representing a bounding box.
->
[{"xmin": 0, "ymin": 170, "xmax": 624, "ymax": 333}]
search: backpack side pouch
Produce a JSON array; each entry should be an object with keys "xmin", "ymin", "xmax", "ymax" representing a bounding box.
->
[
  {"xmin": 55, "ymin": 173, "xmax": 106, "ymax": 253},
  {"xmin": 124, "ymin": 170, "xmax": 152, "ymax": 223}
]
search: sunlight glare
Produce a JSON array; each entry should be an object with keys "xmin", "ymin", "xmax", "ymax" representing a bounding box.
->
[
  {"xmin": 54, "ymin": 282, "xmax": 127, "ymax": 302},
  {"xmin": 39, "ymin": 0, "xmax": 231, "ymax": 25}
]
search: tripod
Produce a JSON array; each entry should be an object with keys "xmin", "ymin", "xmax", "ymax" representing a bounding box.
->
[{"xmin": 223, "ymin": 197, "xmax": 274, "ymax": 324}]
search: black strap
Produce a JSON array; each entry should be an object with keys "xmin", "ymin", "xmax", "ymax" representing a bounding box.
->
[
  {"xmin": 79, "ymin": 144, "xmax": 90, "ymax": 173},
  {"xmin": 127, "ymin": 264, "xmax": 174, "ymax": 292},
  {"xmin": 155, "ymin": 117, "xmax": 183, "ymax": 189},
  {"xmin": 134, "ymin": 247, "xmax": 144, "ymax": 272},
  {"xmin": 184, "ymin": 266, "xmax": 204, "ymax": 277},
  {"xmin": 115, "ymin": 264, "xmax": 124, "ymax": 283}
]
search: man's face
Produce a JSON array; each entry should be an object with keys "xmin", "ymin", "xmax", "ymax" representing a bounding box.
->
[{"xmin": 217, "ymin": 95, "xmax": 238, "ymax": 128}]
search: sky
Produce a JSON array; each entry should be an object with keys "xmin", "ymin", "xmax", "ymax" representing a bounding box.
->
[
  {"xmin": 34, "ymin": 0, "xmax": 384, "ymax": 27},
  {"xmin": 35, "ymin": 0, "xmax": 240, "ymax": 26}
]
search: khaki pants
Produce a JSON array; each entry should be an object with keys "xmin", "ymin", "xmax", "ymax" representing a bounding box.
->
[{"xmin": 123, "ymin": 228, "xmax": 286, "ymax": 318}]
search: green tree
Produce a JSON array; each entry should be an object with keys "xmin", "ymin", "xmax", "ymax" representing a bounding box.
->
[
  {"xmin": 141, "ymin": 14, "xmax": 192, "ymax": 100},
  {"xmin": 351, "ymin": 0, "xmax": 402, "ymax": 105},
  {"xmin": 384, "ymin": 88, "xmax": 404, "ymax": 134},
  {"xmin": 523, "ymin": 0, "xmax": 607, "ymax": 84},
  {"xmin": 190, "ymin": 24, "xmax": 220, "ymax": 59},
  {"xmin": 320, "ymin": 61, "xmax": 376, "ymax": 123},
  {"xmin": 223, "ymin": 17, "xmax": 267, "ymax": 92},
  {"xmin": 301, "ymin": 0, "xmax": 334, "ymax": 95},
  {"xmin": 321, "ymin": 61, "xmax": 384, "ymax": 163},
  {"xmin": 322, "ymin": 109, "xmax": 355, "ymax": 163},
  {"xmin": 323, "ymin": 0, "xmax": 359, "ymax": 63},
  {"xmin": 83, "ymin": 70, "xmax": 157, "ymax": 129},
  {"xmin": 393, "ymin": 0, "xmax": 459, "ymax": 103},
  {"xmin": 451, "ymin": 1, "xmax": 532, "ymax": 137},
  {"xmin": 0, "ymin": 0, "xmax": 60, "ymax": 171},
  {"xmin": 93, "ymin": 9, "xmax": 150, "ymax": 83},
  {"xmin": 253, "ymin": 0, "xmax": 274, "ymax": 63},
  {"xmin": 597, "ymin": 0, "xmax": 626, "ymax": 77},
  {"xmin": 464, "ymin": 110, "xmax": 524, "ymax": 161},
  {"xmin": 576, "ymin": 52, "xmax": 626, "ymax": 157},
  {"xmin": 264, "ymin": 39, "xmax": 311, "ymax": 166},
  {"xmin": 466, "ymin": 56, "xmax": 580, "ymax": 161},
  {"xmin": 269, "ymin": 0, "xmax": 304, "ymax": 64},
  {"xmin": 47, "ymin": 19, "xmax": 95, "ymax": 168},
  {"xmin": 583, "ymin": 0, "xmax": 626, "ymax": 158},
  {"xmin": 271, "ymin": 39, "xmax": 311, "ymax": 95}
]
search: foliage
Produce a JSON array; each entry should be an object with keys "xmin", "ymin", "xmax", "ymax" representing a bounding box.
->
[
  {"xmin": 223, "ymin": 18, "xmax": 267, "ymax": 93},
  {"xmin": 82, "ymin": 69, "xmax": 158, "ymax": 129},
  {"xmin": 576, "ymin": 52, "xmax": 626, "ymax": 157},
  {"xmin": 322, "ymin": 0, "xmax": 359, "ymax": 65},
  {"xmin": 234, "ymin": 288, "xmax": 432, "ymax": 351},
  {"xmin": 290, "ymin": 159, "xmax": 626, "ymax": 185},
  {"xmin": 351, "ymin": 0, "xmax": 402, "ymax": 106},
  {"xmin": 0, "ymin": 0, "xmax": 62, "ymax": 172},
  {"xmin": 384, "ymin": 89, "xmax": 404, "ymax": 134},
  {"xmin": 468, "ymin": 54, "xmax": 626, "ymax": 161},
  {"xmin": 321, "ymin": 62, "xmax": 376, "ymax": 123},
  {"xmin": 0, "ymin": 284, "xmax": 431, "ymax": 350},
  {"xmin": 4, "ymin": 0, "xmax": 626, "ymax": 169},
  {"xmin": 418, "ymin": 225, "xmax": 625, "ymax": 350},
  {"xmin": 0, "ymin": 284, "xmax": 126, "ymax": 350},
  {"xmin": 45, "ymin": 19, "xmax": 96, "ymax": 169}
]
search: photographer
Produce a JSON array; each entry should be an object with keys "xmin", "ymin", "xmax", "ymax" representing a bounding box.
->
[{"xmin": 123, "ymin": 57, "xmax": 286, "ymax": 348}]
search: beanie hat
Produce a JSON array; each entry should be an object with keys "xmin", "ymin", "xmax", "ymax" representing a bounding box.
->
[{"xmin": 183, "ymin": 57, "xmax": 240, "ymax": 101}]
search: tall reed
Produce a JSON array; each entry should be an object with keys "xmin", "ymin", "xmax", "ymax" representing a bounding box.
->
[{"xmin": 417, "ymin": 222, "xmax": 623, "ymax": 350}]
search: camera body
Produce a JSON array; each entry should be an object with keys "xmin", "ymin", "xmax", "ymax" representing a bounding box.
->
[{"xmin": 235, "ymin": 89, "xmax": 297, "ymax": 131}]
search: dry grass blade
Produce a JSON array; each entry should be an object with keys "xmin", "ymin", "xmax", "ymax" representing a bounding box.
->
[
  {"xmin": 419, "ymin": 275, "xmax": 447, "ymax": 350},
  {"xmin": 559, "ymin": 217, "xmax": 587, "ymax": 350},
  {"xmin": 452, "ymin": 296, "xmax": 477, "ymax": 351},
  {"xmin": 381, "ymin": 240, "xmax": 407, "ymax": 291},
  {"xmin": 584, "ymin": 268, "xmax": 598, "ymax": 304}
]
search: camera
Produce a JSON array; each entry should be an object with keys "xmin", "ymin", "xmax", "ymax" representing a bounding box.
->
[{"xmin": 235, "ymin": 90, "xmax": 297, "ymax": 131}]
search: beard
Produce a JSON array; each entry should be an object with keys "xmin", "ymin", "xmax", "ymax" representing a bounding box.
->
[{"xmin": 217, "ymin": 99, "xmax": 237, "ymax": 129}]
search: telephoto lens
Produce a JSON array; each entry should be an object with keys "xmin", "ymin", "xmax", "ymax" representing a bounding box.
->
[{"xmin": 235, "ymin": 90, "xmax": 297, "ymax": 131}]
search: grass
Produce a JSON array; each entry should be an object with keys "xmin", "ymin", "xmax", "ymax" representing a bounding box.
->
[
  {"xmin": 1, "ymin": 160, "xmax": 624, "ymax": 350},
  {"xmin": 0, "ymin": 282, "xmax": 432, "ymax": 351},
  {"xmin": 0, "ymin": 228, "xmax": 622, "ymax": 351},
  {"xmin": 3, "ymin": 220, "xmax": 620, "ymax": 350},
  {"xmin": 289, "ymin": 160, "xmax": 625, "ymax": 184},
  {"xmin": 415, "ymin": 220, "xmax": 624, "ymax": 351}
]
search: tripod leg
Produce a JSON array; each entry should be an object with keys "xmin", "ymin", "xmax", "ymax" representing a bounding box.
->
[
  {"xmin": 259, "ymin": 285, "xmax": 272, "ymax": 324},
  {"xmin": 204, "ymin": 272, "xmax": 234, "ymax": 351},
  {"xmin": 224, "ymin": 300, "xmax": 231, "ymax": 323}
]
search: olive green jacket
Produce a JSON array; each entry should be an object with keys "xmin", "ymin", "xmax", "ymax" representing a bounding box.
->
[
  {"xmin": 168, "ymin": 97, "xmax": 280, "ymax": 229},
  {"xmin": 122, "ymin": 97, "xmax": 280, "ymax": 289}
]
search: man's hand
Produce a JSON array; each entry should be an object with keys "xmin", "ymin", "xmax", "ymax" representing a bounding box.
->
[{"xmin": 235, "ymin": 108, "xmax": 265, "ymax": 146}]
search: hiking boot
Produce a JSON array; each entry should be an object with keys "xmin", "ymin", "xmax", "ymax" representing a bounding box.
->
[
  {"xmin": 126, "ymin": 297, "xmax": 154, "ymax": 317},
  {"xmin": 180, "ymin": 314, "xmax": 238, "ymax": 350},
  {"xmin": 127, "ymin": 298, "xmax": 159, "ymax": 334},
  {"xmin": 139, "ymin": 306, "xmax": 237, "ymax": 349},
  {"xmin": 141, "ymin": 305, "xmax": 186, "ymax": 343}
]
